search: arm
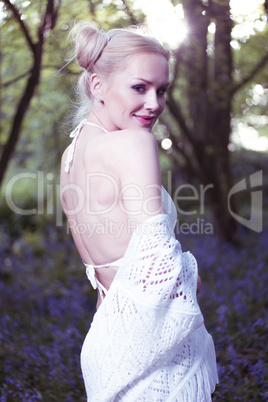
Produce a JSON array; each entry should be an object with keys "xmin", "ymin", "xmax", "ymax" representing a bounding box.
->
[{"xmin": 118, "ymin": 129, "xmax": 164, "ymax": 230}]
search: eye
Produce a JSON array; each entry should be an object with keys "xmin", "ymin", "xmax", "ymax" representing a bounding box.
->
[
  {"xmin": 157, "ymin": 87, "xmax": 167, "ymax": 96},
  {"xmin": 132, "ymin": 84, "xmax": 146, "ymax": 93}
]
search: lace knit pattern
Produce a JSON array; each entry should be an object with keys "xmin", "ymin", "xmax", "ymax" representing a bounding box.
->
[{"xmin": 80, "ymin": 189, "xmax": 218, "ymax": 401}]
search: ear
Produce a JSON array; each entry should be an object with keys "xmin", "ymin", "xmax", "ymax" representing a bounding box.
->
[{"xmin": 90, "ymin": 73, "xmax": 104, "ymax": 101}]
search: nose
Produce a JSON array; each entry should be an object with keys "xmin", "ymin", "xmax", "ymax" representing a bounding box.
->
[{"xmin": 144, "ymin": 90, "xmax": 160, "ymax": 112}]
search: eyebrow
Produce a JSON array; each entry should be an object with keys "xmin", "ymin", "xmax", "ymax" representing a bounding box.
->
[{"xmin": 134, "ymin": 78, "xmax": 170, "ymax": 87}]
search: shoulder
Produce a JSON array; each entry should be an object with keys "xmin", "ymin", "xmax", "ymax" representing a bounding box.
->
[
  {"xmin": 112, "ymin": 128, "xmax": 159, "ymax": 160},
  {"xmin": 111, "ymin": 129, "xmax": 161, "ymax": 184},
  {"xmin": 113, "ymin": 129, "xmax": 163, "ymax": 217},
  {"xmin": 116, "ymin": 128, "xmax": 157, "ymax": 146},
  {"xmin": 83, "ymin": 127, "xmax": 160, "ymax": 182}
]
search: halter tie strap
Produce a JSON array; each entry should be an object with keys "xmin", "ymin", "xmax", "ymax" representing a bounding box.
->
[{"xmin": 64, "ymin": 119, "xmax": 108, "ymax": 173}]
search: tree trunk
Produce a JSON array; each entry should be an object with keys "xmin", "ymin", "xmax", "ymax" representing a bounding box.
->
[
  {"xmin": 206, "ymin": 0, "xmax": 238, "ymax": 241},
  {"xmin": 0, "ymin": 55, "xmax": 41, "ymax": 187},
  {"xmin": 0, "ymin": 0, "xmax": 60, "ymax": 188},
  {"xmin": 167, "ymin": 0, "xmax": 240, "ymax": 242}
]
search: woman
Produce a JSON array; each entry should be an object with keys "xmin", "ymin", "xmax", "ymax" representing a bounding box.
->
[{"xmin": 60, "ymin": 22, "xmax": 218, "ymax": 401}]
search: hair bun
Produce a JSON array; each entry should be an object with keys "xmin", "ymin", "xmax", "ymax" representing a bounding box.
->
[{"xmin": 72, "ymin": 22, "xmax": 109, "ymax": 71}]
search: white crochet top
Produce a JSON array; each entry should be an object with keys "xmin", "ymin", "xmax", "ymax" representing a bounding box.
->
[
  {"xmin": 80, "ymin": 200, "xmax": 218, "ymax": 401},
  {"xmin": 83, "ymin": 185, "xmax": 178, "ymax": 301},
  {"xmin": 65, "ymin": 121, "xmax": 218, "ymax": 401}
]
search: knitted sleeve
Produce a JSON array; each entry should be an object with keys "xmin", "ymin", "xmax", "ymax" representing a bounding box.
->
[{"xmin": 81, "ymin": 214, "xmax": 218, "ymax": 401}]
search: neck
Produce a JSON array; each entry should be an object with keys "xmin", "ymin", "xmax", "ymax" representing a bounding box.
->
[{"xmin": 89, "ymin": 107, "xmax": 116, "ymax": 132}]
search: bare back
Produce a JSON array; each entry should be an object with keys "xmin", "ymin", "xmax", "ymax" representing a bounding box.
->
[{"xmin": 60, "ymin": 122, "xmax": 163, "ymax": 290}]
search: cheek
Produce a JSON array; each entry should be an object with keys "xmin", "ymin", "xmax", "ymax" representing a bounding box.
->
[{"xmin": 112, "ymin": 91, "xmax": 129, "ymax": 109}]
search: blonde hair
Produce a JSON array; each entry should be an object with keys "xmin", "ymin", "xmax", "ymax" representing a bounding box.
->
[{"xmin": 70, "ymin": 21, "xmax": 170, "ymax": 124}]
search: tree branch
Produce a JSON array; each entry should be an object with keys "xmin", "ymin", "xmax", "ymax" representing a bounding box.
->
[
  {"xmin": 264, "ymin": 0, "xmax": 268, "ymax": 14},
  {"xmin": 88, "ymin": 0, "xmax": 96, "ymax": 17},
  {"xmin": 169, "ymin": 43, "xmax": 185, "ymax": 93},
  {"xmin": 1, "ymin": 70, "xmax": 31, "ymax": 88},
  {"xmin": 121, "ymin": 0, "xmax": 139, "ymax": 25},
  {"xmin": 166, "ymin": 93, "xmax": 195, "ymax": 147},
  {"xmin": 3, "ymin": 0, "xmax": 35, "ymax": 55},
  {"xmin": 231, "ymin": 51, "xmax": 268, "ymax": 95},
  {"xmin": 0, "ymin": 0, "xmax": 61, "ymax": 188},
  {"xmin": 159, "ymin": 116, "xmax": 204, "ymax": 183}
]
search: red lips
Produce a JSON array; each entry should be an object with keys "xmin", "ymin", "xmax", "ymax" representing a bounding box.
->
[{"xmin": 134, "ymin": 115, "xmax": 155, "ymax": 126}]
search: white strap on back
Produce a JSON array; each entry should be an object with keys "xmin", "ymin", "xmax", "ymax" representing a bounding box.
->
[
  {"xmin": 83, "ymin": 256, "xmax": 124, "ymax": 299},
  {"xmin": 85, "ymin": 265, "xmax": 108, "ymax": 299},
  {"xmin": 64, "ymin": 120, "xmax": 109, "ymax": 173},
  {"xmin": 64, "ymin": 119, "xmax": 87, "ymax": 173}
]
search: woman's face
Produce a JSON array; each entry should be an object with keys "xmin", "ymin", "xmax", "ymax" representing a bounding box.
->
[{"xmin": 102, "ymin": 53, "xmax": 169, "ymax": 132}]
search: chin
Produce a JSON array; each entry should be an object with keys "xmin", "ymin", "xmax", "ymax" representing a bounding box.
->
[
  {"xmin": 144, "ymin": 126, "xmax": 153, "ymax": 133},
  {"xmin": 138, "ymin": 122, "xmax": 154, "ymax": 132}
]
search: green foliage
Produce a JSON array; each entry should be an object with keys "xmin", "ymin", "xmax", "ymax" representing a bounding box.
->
[
  {"xmin": 0, "ymin": 0, "xmax": 145, "ymax": 195},
  {"xmin": 1, "ymin": 0, "xmax": 267, "ymax": 200}
]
